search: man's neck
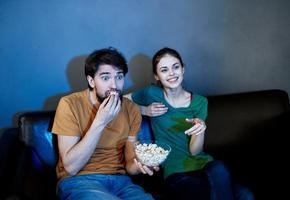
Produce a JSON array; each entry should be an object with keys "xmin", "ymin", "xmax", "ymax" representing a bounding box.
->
[{"xmin": 89, "ymin": 90, "xmax": 99, "ymax": 105}]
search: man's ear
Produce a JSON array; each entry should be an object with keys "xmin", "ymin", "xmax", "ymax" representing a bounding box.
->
[{"xmin": 87, "ymin": 75, "xmax": 95, "ymax": 88}]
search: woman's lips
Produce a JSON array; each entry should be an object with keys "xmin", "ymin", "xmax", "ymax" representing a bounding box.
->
[{"xmin": 167, "ymin": 77, "xmax": 179, "ymax": 82}]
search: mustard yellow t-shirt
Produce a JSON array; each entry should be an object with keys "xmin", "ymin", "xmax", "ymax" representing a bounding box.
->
[{"xmin": 52, "ymin": 89, "xmax": 141, "ymax": 180}]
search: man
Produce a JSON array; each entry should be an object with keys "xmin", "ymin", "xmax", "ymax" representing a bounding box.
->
[{"xmin": 52, "ymin": 47, "xmax": 156, "ymax": 199}]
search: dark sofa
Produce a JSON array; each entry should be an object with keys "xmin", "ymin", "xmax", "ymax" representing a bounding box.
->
[{"xmin": 1, "ymin": 89, "xmax": 289, "ymax": 200}]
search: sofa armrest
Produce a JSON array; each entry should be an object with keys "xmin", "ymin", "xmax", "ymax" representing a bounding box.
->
[
  {"xmin": 0, "ymin": 127, "xmax": 24, "ymax": 199},
  {"xmin": 13, "ymin": 111, "xmax": 59, "ymax": 200}
]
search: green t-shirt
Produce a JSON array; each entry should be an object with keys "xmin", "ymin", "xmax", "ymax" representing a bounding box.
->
[{"xmin": 132, "ymin": 85, "xmax": 213, "ymax": 178}]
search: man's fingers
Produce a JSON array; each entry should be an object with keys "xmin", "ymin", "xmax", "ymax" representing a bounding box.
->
[
  {"xmin": 103, "ymin": 95, "xmax": 114, "ymax": 108},
  {"xmin": 153, "ymin": 166, "xmax": 160, "ymax": 171},
  {"xmin": 134, "ymin": 159, "xmax": 146, "ymax": 174},
  {"xmin": 143, "ymin": 166, "xmax": 153, "ymax": 176}
]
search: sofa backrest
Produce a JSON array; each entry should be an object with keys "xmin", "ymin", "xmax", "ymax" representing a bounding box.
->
[
  {"xmin": 13, "ymin": 89, "xmax": 290, "ymax": 199},
  {"xmin": 205, "ymin": 89, "xmax": 289, "ymax": 151},
  {"xmin": 205, "ymin": 89, "xmax": 289, "ymax": 198}
]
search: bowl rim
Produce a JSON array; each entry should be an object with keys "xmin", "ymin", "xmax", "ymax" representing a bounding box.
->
[{"xmin": 134, "ymin": 140, "xmax": 171, "ymax": 152}]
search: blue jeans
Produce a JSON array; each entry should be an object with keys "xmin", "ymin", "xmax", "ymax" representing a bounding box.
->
[
  {"xmin": 205, "ymin": 160, "xmax": 254, "ymax": 200},
  {"xmin": 57, "ymin": 174, "xmax": 153, "ymax": 200},
  {"xmin": 165, "ymin": 160, "xmax": 254, "ymax": 200},
  {"xmin": 165, "ymin": 169, "xmax": 211, "ymax": 200}
]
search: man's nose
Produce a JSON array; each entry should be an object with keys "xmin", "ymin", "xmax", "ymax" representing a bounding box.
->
[{"xmin": 110, "ymin": 79, "xmax": 117, "ymax": 88}]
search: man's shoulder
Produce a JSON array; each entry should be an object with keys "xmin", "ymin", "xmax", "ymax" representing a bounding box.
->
[
  {"xmin": 122, "ymin": 97, "xmax": 139, "ymax": 109},
  {"xmin": 60, "ymin": 89, "xmax": 88, "ymax": 103}
]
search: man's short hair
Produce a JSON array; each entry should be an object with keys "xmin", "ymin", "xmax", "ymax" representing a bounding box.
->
[{"xmin": 85, "ymin": 47, "xmax": 128, "ymax": 90}]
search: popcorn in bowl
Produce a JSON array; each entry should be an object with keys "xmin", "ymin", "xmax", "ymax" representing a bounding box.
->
[{"xmin": 134, "ymin": 141, "xmax": 171, "ymax": 167}]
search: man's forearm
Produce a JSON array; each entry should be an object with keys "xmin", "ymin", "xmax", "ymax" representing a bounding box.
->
[{"xmin": 61, "ymin": 122, "xmax": 106, "ymax": 175}]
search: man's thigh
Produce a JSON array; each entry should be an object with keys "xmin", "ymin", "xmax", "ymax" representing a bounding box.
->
[
  {"xmin": 111, "ymin": 175, "xmax": 154, "ymax": 200},
  {"xmin": 57, "ymin": 174, "xmax": 120, "ymax": 200}
]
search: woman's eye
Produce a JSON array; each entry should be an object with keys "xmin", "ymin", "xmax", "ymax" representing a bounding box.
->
[
  {"xmin": 174, "ymin": 65, "xmax": 180, "ymax": 69},
  {"xmin": 161, "ymin": 69, "xmax": 168, "ymax": 73}
]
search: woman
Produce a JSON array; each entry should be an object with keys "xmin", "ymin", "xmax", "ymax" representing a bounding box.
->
[{"xmin": 126, "ymin": 47, "xmax": 254, "ymax": 200}]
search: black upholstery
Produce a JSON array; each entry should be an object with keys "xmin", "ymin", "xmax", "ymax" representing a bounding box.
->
[
  {"xmin": 14, "ymin": 111, "xmax": 58, "ymax": 200},
  {"xmin": 205, "ymin": 90, "xmax": 290, "ymax": 199},
  {"xmin": 0, "ymin": 89, "xmax": 289, "ymax": 200}
]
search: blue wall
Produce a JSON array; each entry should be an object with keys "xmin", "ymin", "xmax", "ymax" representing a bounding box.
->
[{"xmin": 1, "ymin": 0, "xmax": 290, "ymax": 128}]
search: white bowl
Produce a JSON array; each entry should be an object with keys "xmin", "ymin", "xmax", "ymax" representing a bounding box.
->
[{"xmin": 134, "ymin": 141, "xmax": 171, "ymax": 167}]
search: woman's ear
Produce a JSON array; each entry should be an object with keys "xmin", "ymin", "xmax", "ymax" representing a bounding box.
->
[
  {"xmin": 154, "ymin": 74, "xmax": 159, "ymax": 81},
  {"xmin": 87, "ymin": 75, "xmax": 95, "ymax": 88}
]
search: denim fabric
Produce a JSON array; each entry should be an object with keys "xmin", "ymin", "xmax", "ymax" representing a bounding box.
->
[
  {"xmin": 57, "ymin": 174, "xmax": 153, "ymax": 200},
  {"xmin": 165, "ymin": 160, "xmax": 254, "ymax": 200},
  {"xmin": 205, "ymin": 160, "xmax": 255, "ymax": 200},
  {"xmin": 205, "ymin": 160, "xmax": 234, "ymax": 200},
  {"xmin": 233, "ymin": 184, "xmax": 255, "ymax": 200},
  {"xmin": 165, "ymin": 170, "xmax": 211, "ymax": 200}
]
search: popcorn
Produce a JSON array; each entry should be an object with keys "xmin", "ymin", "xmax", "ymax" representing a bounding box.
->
[
  {"xmin": 105, "ymin": 89, "xmax": 121, "ymax": 98},
  {"xmin": 135, "ymin": 142, "xmax": 170, "ymax": 167},
  {"xmin": 109, "ymin": 90, "xmax": 118, "ymax": 95}
]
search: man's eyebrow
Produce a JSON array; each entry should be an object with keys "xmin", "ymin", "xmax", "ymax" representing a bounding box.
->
[
  {"xmin": 98, "ymin": 70, "xmax": 124, "ymax": 76},
  {"xmin": 99, "ymin": 72, "xmax": 110, "ymax": 76}
]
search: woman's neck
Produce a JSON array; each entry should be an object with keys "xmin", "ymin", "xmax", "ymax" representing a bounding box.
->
[{"xmin": 163, "ymin": 86, "xmax": 191, "ymax": 108}]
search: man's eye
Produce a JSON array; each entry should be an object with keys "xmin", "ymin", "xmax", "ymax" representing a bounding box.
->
[
  {"xmin": 101, "ymin": 76, "xmax": 110, "ymax": 81},
  {"xmin": 116, "ymin": 74, "xmax": 124, "ymax": 80}
]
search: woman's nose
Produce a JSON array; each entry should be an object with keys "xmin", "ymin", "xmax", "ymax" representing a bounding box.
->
[{"xmin": 169, "ymin": 69, "xmax": 174, "ymax": 75}]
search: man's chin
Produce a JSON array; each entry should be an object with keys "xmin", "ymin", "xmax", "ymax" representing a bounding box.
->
[
  {"xmin": 97, "ymin": 95, "xmax": 106, "ymax": 103},
  {"xmin": 96, "ymin": 94, "xmax": 123, "ymax": 103}
]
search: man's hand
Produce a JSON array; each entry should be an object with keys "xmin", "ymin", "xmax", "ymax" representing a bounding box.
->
[
  {"xmin": 95, "ymin": 94, "xmax": 121, "ymax": 126},
  {"xmin": 134, "ymin": 158, "xmax": 160, "ymax": 176}
]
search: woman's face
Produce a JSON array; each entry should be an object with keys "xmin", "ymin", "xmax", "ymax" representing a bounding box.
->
[{"xmin": 155, "ymin": 54, "xmax": 184, "ymax": 89}]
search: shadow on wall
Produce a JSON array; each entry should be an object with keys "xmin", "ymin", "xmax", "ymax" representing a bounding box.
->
[
  {"xmin": 42, "ymin": 53, "xmax": 154, "ymax": 112},
  {"xmin": 125, "ymin": 53, "xmax": 155, "ymax": 93},
  {"xmin": 43, "ymin": 55, "xmax": 88, "ymax": 110}
]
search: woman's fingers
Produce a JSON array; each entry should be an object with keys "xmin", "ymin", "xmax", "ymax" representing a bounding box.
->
[
  {"xmin": 151, "ymin": 103, "xmax": 168, "ymax": 116},
  {"xmin": 184, "ymin": 119, "xmax": 207, "ymax": 135}
]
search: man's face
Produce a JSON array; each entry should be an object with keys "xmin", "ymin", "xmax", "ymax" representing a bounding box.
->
[{"xmin": 89, "ymin": 64, "xmax": 124, "ymax": 103}]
